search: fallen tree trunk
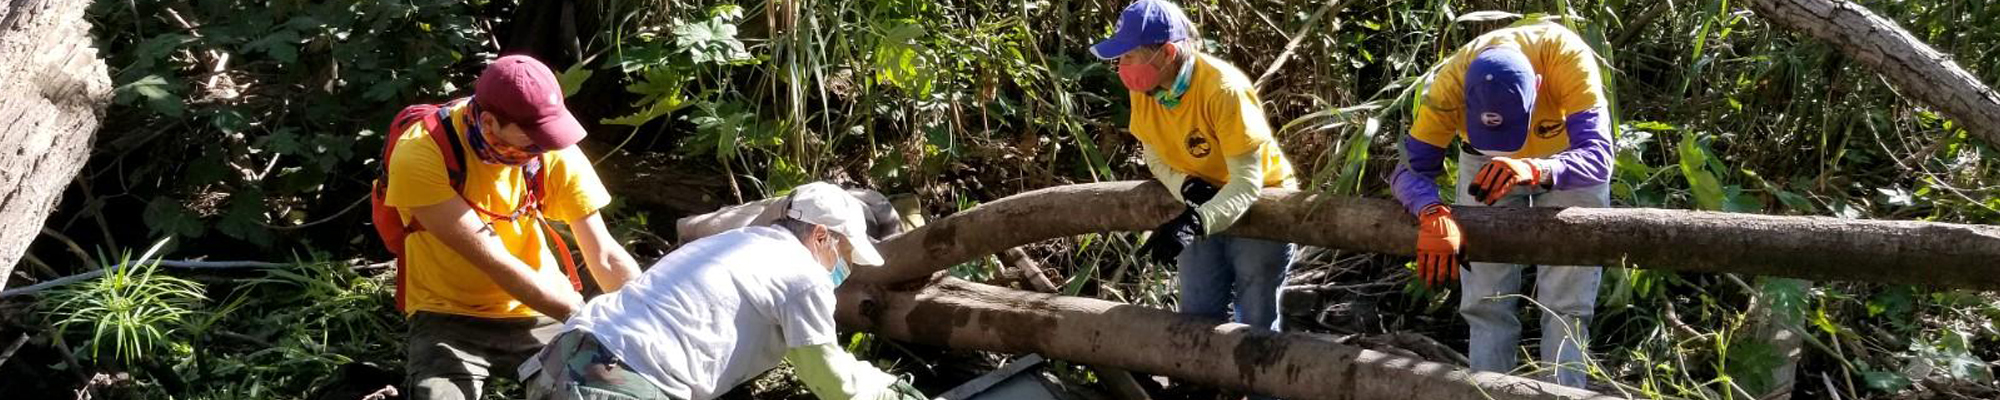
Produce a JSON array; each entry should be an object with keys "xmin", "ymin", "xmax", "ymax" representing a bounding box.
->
[
  {"xmin": 837, "ymin": 278, "xmax": 1618, "ymax": 400},
  {"xmin": 850, "ymin": 181, "xmax": 2000, "ymax": 290},
  {"xmin": 1741, "ymin": 0, "xmax": 2000, "ymax": 148},
  {"xmin": 0, "ymin": 0, "xmax": 113, "ymax": 290}
]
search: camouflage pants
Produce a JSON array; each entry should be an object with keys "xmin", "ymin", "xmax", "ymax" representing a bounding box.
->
[
  {"xmin": 524, "ymin": 330, "xmax": 679, "ymax": 400},
  {"xmin": 405, "ymin": 312, "xmax": 564, "ymax": 400}
]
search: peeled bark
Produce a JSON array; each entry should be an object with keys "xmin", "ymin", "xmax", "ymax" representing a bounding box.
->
[
  {"xmin": 0, "ymin": 0, "xmax": 113, "ymax": 290},
  {"xmin": 837, "ymin": 278, "xmax": 1619, "ymax": 400},
  {"xmin": 1742, "ymin": 0, "xmax": 2000, "ymax": 148},
  {"xmin": 850, "ymin": 181, "xmax": 2000, "ymax": 290}
]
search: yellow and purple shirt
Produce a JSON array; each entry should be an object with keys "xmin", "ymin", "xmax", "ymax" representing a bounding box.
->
[{"xmin": 1390, "ymin": 23, "xmax": 1614, "ymax": 215}]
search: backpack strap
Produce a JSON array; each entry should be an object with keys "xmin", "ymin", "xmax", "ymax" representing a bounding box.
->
[{"xmin": 431, "ymin": 104, "xmax": 470, "ymax": 192}]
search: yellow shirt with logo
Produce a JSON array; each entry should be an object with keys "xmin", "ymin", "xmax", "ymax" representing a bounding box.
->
[
  {"xmin": 383, "ymin": 102, "xmax": 611, "ymax": 318},
  {"xmin": 1410, "ymin": 23, "xmax": 1608, "ymax": 158},
  {"xmin": 1128, "ymin": 54, "xmax": 1295, "ymax": 188}
]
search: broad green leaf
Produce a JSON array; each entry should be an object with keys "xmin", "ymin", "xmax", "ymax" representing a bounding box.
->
[
  {"xmin": 216, "ymin": 192, "xmax": 273, "ymax": 247},
  {"xmin": 242, "ymin": 30, "xmax": 302, "ymax": 64},
  {"xmin": 873, "ymin": 23, "xmax": 935, "ymax": 97},
  {"xmin": 262, "ymin": 128, "xmax": 306, "ymax": 155},
  {"xmin": 1866, "ymin": 285, "xmax": 1915, "ymax": 326},
  {"xmin": 1677, "ymin": 134, "xmax": 1725, "ymax": 211},
  {"xmin": 602, "ymin": 98, "xmax": 688, "ymax": 127},
  {"xmin": 557, "ymin": 62, "xmax": 594, "ymax": 98},
  {"xmin": 1723, "ymin": 341, "xmax": 1782, "ymax": 395},
  {"xmin": 143, "ymin": 196, "xmax": 205, "ymax": 239},
  {"xmin": 115, "ymin": 75, "xmax": 183, "ymax": 117},
  {"xmin": 1860, "ymin": 368, "xmax": 1912, "ymax": 392},
  {"xmin": 1759, "ymin": 278, "xmax": 1810, "ymax": 326}
]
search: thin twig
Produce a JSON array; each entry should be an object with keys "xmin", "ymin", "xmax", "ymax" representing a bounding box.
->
[
  {"xmin": 1253, "ymin": 0, "xmax": 1348, "ymax": 91},
  {"xmin": 38, "ymin": 228, "xmax": 98, "ymax": 269},
  {"xmin": 258, "ymin": 196, "xmax": 370, "ymax": 230},
  {"xmin": 0, "ymin": 332, "xmax": 28, "ymax": 369}
]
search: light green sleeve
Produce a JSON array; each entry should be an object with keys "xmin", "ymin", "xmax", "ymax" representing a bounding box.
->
[
  {"xmin": 1194, "ymin": 152, "xmax": 1265, "ymax": 234},
  {"xmin": 1142, "ymin": 144, "xmax": 1189, "ymax": 204},
  {"xmin": 785, "ymin": 343, "xmax": 899, "ymax": 400}
]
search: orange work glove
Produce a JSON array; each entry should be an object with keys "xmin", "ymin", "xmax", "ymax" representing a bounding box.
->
[
  {"xmin": 1468, "ymin": 157, "xmax": 1544, "ymax": 205},
  {"xmin": 1415, "ymin": 204, "xmax": 1464, "ymax": 287}
]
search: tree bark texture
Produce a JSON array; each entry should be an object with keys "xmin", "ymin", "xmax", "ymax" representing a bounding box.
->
[
  {"xmin": 1743, "ymin": 0, "xmax": 2000, "ymax": 148},
  {"xmin": 849, "ymin": 181, "xmax": 2000, "ymax": 290},
  {"xmin": 836, "ymin": 278, "xmax": 1621, "ymax": 400},
  {"xmin": 0, "ymin": 0, "xmax": 113, "ymax": 290}
]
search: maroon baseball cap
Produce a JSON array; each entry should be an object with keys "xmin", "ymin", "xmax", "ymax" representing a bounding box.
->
[{"xmin": 474, "ymin": 55, "xmax": 586, "ymax": 150}]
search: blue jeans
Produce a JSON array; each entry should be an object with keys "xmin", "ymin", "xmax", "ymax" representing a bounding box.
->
[
  {"xmin": 1454, "ymin": 151, "xmax": 1608, "ymax": 388},
  {"xmin": 1176, "ymin": 235, "xmax": 1296, "ymax": 331}
]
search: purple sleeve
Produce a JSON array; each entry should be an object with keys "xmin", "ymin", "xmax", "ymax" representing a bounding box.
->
[
  {"xmin": 1391, "ymin": 135, "xmax": 1448, "ymax": 217},
  {"xmin": 1542, "ymin": 108, "xmax": 1615, "ymax": 190}
]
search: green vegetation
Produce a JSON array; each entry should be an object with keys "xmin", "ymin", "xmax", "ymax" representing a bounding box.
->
[{"xmin": 3, "ymin": 0, "xmax": 1995, "ymax": 398}]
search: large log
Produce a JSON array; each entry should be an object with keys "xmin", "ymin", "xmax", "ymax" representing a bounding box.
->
[
  {"xmin": 850, "ymin": 181, "xmax": 2000, "ymax": 290},
  {"xmin": 837, "ymin": 278, "xmax": 1619, "ymax": 400},
  {"xmin": 1742, "ymin": 0, "xmax": 2000, "ymax": 148},
  {"xmin": 0, "ymin": 0, "xmax": 113, "ymax": 289}
]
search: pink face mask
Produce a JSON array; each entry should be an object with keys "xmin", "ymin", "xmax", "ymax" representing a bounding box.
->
[{"xmin": 1117, "ymin": 45, "xmax": 1172, "ymax": 92}]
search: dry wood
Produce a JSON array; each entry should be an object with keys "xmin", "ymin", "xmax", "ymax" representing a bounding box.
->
[
  {"xmin": 0, "ymin": 0, "xmax": 113, "ymax": 291},
  {"xmin": 1743, "ymin": 0, "xmax": 2000, "ymax": 148},
  {"xmin": 850, "ymin": 181, "xmax": 2000, "ymax": 290}
]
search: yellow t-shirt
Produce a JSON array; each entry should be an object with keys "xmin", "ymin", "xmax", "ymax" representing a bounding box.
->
[
  {"xmin": 1129, "ymin": 54, "xmax": 1295, "ymax": 188},
  {"xmin": 383, "ymin": 101, "xmax": 612, "ymax": 318},
  {"xmin": 1410, "ymin": 23, "xmax": 1608, "ymax": 158}
]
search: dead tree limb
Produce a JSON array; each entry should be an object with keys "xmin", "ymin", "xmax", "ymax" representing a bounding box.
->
[
  {"xmin": 0, "ymin": 0, "xmax": 113, "ymax": 290},
  {"xmin": 837, "ymin": 278, "xmax": 1619, "ymax": 400},
  {"xmin": 850, "ymin": 181, "xmax": 2000, "ymax": 290},
  {"xmin": 1742, "ymin": 0, "xmax": 2000, "ymax": 148}
]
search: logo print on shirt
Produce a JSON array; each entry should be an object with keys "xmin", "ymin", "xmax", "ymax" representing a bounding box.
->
[
  {"xmin": 1480, "ymin": 112, "xmax": 1504, "ymax": 128},
  {"xmin": 1535, "ymin": 119, "xmax": 1563, "ymax": 139},
  {"xmin": 1185, "ymin": 130, "xmax": 1212, "ymax": 158}
]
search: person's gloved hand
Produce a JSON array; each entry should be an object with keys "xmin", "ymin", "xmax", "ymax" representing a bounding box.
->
[
  {"xmin": 875, "ymin": 379, "xmax": 926, "ymax": 400},
  {"xmin": 1415, "ymin": 204, "xmax": 1464, "ymax": 287},
  {"xmin": 1136, "ymin": 207, "xmax": 1204, "ymax": 265},
  {"xmin": 1468, "ymin": 157, "xmax": 1543, "ymax": 205},
  {"xmin": 1179, "ymin": 179, "xmax": 1219, "ymax": 205}
]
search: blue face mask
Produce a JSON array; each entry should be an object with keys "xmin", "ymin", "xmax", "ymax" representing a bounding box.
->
[{"xmin": 828, "ymin": 256, "xmax": 851, "ymax": 286}]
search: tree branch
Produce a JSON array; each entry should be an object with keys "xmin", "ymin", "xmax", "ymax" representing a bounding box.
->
[
  {"xmin": 837, "ymin": 278, "xmax": 1619, "ymax": 400},
  {"xmin": 852, "ymin": 181, "xmax": 2000, "ymax": 290},
  {"xmin": 1742, "ymin": 0, "xmax": 2000, "ymax": 149}
]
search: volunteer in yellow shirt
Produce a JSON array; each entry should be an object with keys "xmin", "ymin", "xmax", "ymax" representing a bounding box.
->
[
  {"xmin": 1094, "ymin": 0, "xmax": 1299, "ymax": 351},
  {"xmin": 383, "ymin": 55, "xmax": 642, "ymax": 400},
  {"xmin": 1389, "ymin": 23, "xmax": 1614, "ymax": 388}
]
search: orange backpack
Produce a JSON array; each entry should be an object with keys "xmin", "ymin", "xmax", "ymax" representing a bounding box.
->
[{"xmin": 370, "ymin": 101, "xmax": 584, "ymax": 312}]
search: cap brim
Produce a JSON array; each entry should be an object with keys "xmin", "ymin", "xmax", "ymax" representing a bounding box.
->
[
  {"xmin": 526, "ymin": 110, "xmax": 588, "ymax": 151},
  {"xmin": 1090, "ymin": 37, "xmax": 1140, "ymax": 60},
  {"xmin": 1465, "ymin": 118, "xmax": 1530, "ymax": 154},
  {"xmin": 835, "ymin": 225, "xmax": 886, "ymax": 266}
]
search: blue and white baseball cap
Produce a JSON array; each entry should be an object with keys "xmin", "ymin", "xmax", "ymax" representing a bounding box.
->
[
  {"xmin": 1463, "ymin": 46, "xmax": 1538, "ymax": 155},
  {"xmin": 1090, "ymin": 0, "xmax": 1192, "ymax": 60}
]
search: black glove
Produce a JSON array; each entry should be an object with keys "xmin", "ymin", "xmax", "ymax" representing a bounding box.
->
[
  {"xmin": 1180, "ymin": 179, "xmax": 1219, "ymax": 206},
  {"xmin": 1135, "ymin": 207, "xmax": 1205, "ymax": 265}
]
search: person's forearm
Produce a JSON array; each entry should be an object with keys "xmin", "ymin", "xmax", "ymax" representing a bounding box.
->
[
  {"xmin": 445, "ymin": 233, "xmax": 579, "ymax": 320},
  {"xmin": 1142, "ymin": 145, "xmax": 1190, "ymax": 203},
  {"xmin": 1539, "ymin": 109, "xmax": 1615, "ymax": 189},
  {"xmin": 786, "ymin": 343, "xmax": 897, "ymax": 400},
  {"xmin": 571, "ymin": 213, "xmax": 642, "ymax": 293},
  {"xmin": 412, "ymin": 200, "xmax": 580, "ymax": 319},
  {"xmin": 1193, "ymin": 152, "xmax": 1264, "ymax": 234},
  {"xmin": 1391, "ymin": 135, "xmax": 1449, "ymax": 216},
  {"xmin": 589, "ymin": 251, "xmax": 641, "ymax": 293}
]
